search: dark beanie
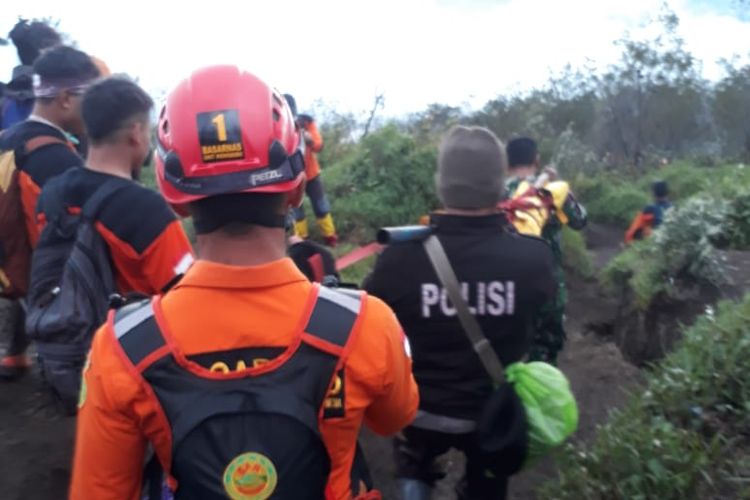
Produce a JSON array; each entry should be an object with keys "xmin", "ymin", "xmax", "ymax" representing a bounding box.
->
[{"xmin": 436, "ymin": 126, "xmax": 506, "ymax": 209}]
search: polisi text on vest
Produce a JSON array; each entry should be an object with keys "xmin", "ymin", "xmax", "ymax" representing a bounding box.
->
[{"xmin": 421, "ymin": 281, "xmax": 516, "ymax": 318}]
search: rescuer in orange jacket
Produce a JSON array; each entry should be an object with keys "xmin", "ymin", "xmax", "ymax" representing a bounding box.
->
[
  {"xmin": 70, "ymin": 66, "xmax": 419, "ymax": 500},
  {"xmin": 625, "ymin": 180, "xmax": 672, "ymax": 244},
  {"xmin": 284, "ymin": 93, "xmax": 339, "ymax": 247}
]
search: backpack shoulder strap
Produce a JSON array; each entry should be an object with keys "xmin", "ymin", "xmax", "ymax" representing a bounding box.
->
[
  {"xmin": 113, "ymin": 299, "xmax": 166, "ymax": 368},
  {"xmin": 112, "ymin": 299, "xmax": 167, "ymax": 500},
  {"xmin": 23, "ymin": 135, "xmax": 70, "ymax": 154},
  {"xmin": 37, "ymin": 174, "xmax": 68, "ymax": 222},
  {"xmin": 302, "ymin": 286, "xmax": 364, "ymax": 353},
  {"xmin": 81, "ymin": 178, "xmax": 131, "ymax": 221}
]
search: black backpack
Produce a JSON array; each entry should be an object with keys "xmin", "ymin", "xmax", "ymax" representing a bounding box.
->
[
  {"xmin": 118, "ymin": 286, "xmax": 364, "ymax": 499},
  {"xmin": 25, "ymin": 178, "xmax": 128, "ymax": 413}
]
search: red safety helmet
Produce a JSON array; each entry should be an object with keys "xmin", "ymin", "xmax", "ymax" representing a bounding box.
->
[{"xmin": 155, "ymin": 65, "xmax": 305, "ymax": 207}]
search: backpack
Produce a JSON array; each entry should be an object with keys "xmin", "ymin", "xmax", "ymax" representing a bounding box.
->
[
  {"xmin": 115, "ymin": 285, "xmax": 364, "ymax": 499},
  {"xmin": 500, "ymin": 176, "xmax": 571, "ymax": 237},
  {"xmin": 25, "ymin": 178, "xmax": 129, "ymax": 413},
  {"xmin": 0, "ymin": 134, "xmax": 69, "ymax": 298},
  {"xmin": 288, "ymin": 239, "xmax": 340, "ymax": 285}
]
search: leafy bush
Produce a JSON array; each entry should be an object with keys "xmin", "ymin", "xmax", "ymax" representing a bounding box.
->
[
  {"xmin": 540, "ymin": 295, "xmax": 750, "ymax": 500},
  {"xmin": 573, "ymin": 174, "xmax": 650, "ymax": 227},
  {"xmin": 639, "ymin": 163, "xmax": 707, "ymax": 200},
  {"xmin": 602, "ymin": 239, "xmax": 664, "ymax": 309},
  {"xmin": 325, "ymin": 124, "xmax": 439, "ymax": 241},
  {"xmin": 572, "ymin": 163, "xmax": 750, "ymax": 229},
  {"xmin": 721, "ymin": 192, "xmax": 750, "ymax": 249},
  {"xmin": 561, "ymin": 227, "xmax": 594, "ymax": 279},
  {"xmin": 602, "ymin": 197, "xmax": 729, "ymax": 309}
]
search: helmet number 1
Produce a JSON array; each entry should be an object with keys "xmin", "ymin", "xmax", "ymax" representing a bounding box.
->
[
  {"xmin": 211, "ymin": 113, "xmax": 228, "ymax": 142},
  {"xmin": 197, "ymin": 109, "xmax": 245, "ymax": 163}
]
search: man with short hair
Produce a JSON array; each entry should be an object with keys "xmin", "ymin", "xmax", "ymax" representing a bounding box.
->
[
  {"xmin": 0, "ymin": 45, "xmax": 100, "ymax": 379},
  {"xmin": 70, "ymin": 66, "xmax": 417, "ymax": 500},
  {"xmin": 504, "ymin": 137, "xmax": 587, "ymax": 364},
  {"xmin": 37, "ymin": 76, "xmax": 193, "ymax": 300},
  {"xmin": 28, "ymin": 77, "xmax": 193, "ymax": 411},
  {"xmin": 365, "ymin": 126, "xmax": 558, "ymax": 499}
]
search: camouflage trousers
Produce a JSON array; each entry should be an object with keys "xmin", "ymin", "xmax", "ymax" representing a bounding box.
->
[{"xmin": 529, "ymin": 268, "xmax": 567, "ymax": 365}]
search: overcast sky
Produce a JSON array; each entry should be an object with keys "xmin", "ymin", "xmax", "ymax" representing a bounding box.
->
[{"xmin": 3, "ymin": 0, "xmax": 749, "ymax": 117}]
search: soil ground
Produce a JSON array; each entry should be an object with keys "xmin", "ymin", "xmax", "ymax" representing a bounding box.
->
[{"xmin": 0, "ymin": 223, "xmax": 640, "ymax": 499}]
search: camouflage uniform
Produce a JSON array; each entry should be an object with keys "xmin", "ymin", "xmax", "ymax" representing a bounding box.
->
[{"xmin": 504, "ymin": 176, "xmax": 587, "ymax": 364}]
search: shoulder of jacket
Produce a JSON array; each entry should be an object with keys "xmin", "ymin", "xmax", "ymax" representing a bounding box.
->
[{"xmin": 504, "ymin": 230, "xmax": 551, "ymax": 248}]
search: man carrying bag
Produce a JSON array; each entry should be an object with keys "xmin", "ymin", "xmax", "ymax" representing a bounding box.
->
[{"xmin": 365, "ymin": 126, "xmax": 570, "ymax": 499}]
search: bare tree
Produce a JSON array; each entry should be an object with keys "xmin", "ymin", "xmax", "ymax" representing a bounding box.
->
[{"xmin": 361, "ymin": 93, "xmax": 385, "ymax": 138}]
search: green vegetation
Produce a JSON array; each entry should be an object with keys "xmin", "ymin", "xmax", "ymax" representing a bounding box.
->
[
  {"xmin": 539, "ymin": 295, "xmax": 750, "ymax": 499},
  {"xmin": 560, "ymin": 227, "xmax": 594, "ymax": 279},
  {"xmin": 571, "ymin": 163, "xmax": 750, "ymax": 228},
  {"xmin": 601, "ymin": 197, "xmax": 730, "ymax": 309},
  {"xmin": 600, "ymin": 180, "xmax": 750, "ymax": 310},
  {"xmin": 325, "ymin": 124, "xmax": 438, "ymax": 241}
]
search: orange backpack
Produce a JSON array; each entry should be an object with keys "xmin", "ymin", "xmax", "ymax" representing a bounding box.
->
[{"xmin": 0, "ymin": 135, "xmax": 67, "ymax": 297}]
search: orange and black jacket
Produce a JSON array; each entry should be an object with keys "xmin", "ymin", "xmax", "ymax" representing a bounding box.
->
[
  {"xmin": 299, "ymin": 115, "xmax": 324, "ymax": 180},
  {"xmin": 71, "ymin": 259, "xmax": 419, "ymax": 500},
  {"xmin": 624, "ymin": 201, "xmax": 672, "ymax": 244},
  {"xmin": 36, "ymin": 167, "xmax": 194, "ymax": 295},
  {"xmin": 0, "ymin": 120, "xmax": 83, "ymax": 247}
]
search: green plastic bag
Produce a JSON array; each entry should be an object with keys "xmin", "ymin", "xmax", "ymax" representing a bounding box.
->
[{"xmin": 505, "ymin": 361, "xmax": 579, "ymax": 464}]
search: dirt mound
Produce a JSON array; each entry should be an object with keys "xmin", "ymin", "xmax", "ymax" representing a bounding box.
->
[{"xmin": 608, "ymin": 249, "xmax": 750, "ymax": 365}]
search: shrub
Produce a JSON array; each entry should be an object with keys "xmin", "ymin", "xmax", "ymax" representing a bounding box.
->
[
  {"xmin": 539, "ymin": 295, "xmax": 750, "ymax": 500},
  {"xmin": 722, "ymin": 192, "xmax": 750, "ymax": 249},
  {"xmin": 561, "ymin": 227, "xmax": 595, "ymax": 279},
  {"xmin": 325, "ymin": 124, "xmax": 439, "ymax": 242},
  {"xmin": 640, "ymin": 163, "xmax": 707, "ymax": 200},
  {"xmin": 573, "ymin": 174, "xmax": 650, "ymax": 228},
  {"xmin": 601, "ymin": 197, "xmax": 729, "ymax": 309}
]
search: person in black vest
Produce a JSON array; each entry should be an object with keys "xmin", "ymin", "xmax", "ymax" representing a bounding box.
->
[{"xmin": 364, "ymin": 126, "xmax": 558, "ymax": 500}]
